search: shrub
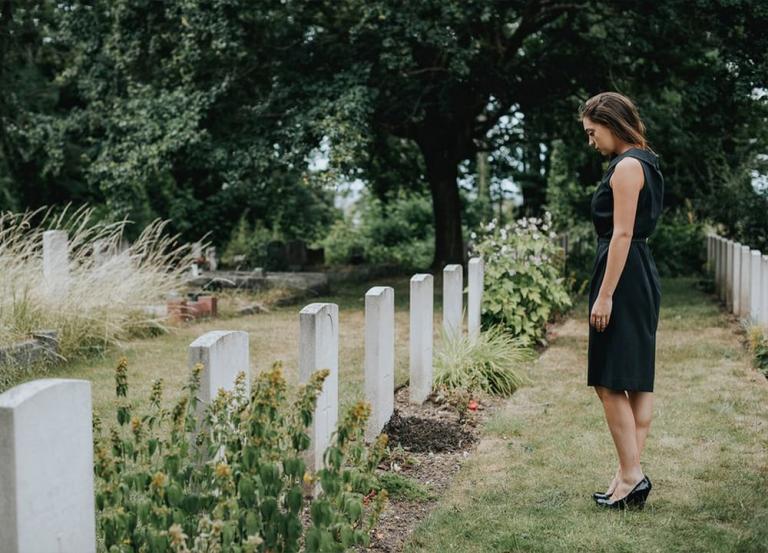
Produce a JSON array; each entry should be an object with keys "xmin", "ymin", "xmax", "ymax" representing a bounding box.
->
[
  {"xmin": 220, "ymin": 216, "xmax": 276, "ymax": 270},
  {"xmin": 469, "ymin": 212, "xmax": 573, "ymax": 347},
  {"xmin": 746, "ymin": 324, "xmax": 768, "ymax": 379},
  {"xmin": 0, "ymin": 205, "xmax": 190, "ymax": 379},
  {"xmin": 647, "ymin": 205, "xmax": 707, "ymax": 277},
  {"xmin": 94, "ymin": 358, "xmax": 388, "ymax": 553},
  {"xmin": 321, "ymin": 190, "xmax": 433, "ymax": 271},
  {"xmin": 433, "ymin": 325, "xmax": 535, "ymax": 397}
]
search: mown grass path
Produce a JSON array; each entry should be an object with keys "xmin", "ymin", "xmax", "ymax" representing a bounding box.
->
[{"xmin": 404, "ymin": 277, "xmax": 768, "ymax": 553}]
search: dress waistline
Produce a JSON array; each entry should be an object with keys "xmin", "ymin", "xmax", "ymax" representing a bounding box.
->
[{"xmin": 597, "ymin": 236, "xmax": 648, "ymax": 242}]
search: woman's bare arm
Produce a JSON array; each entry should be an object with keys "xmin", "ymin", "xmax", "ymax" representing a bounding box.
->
[{"xmin": 598, "ymin": 157, "xmax": 645, "ymax": 299}]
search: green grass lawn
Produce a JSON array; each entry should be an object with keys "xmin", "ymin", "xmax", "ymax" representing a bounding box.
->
[{"xmin": 402, "ymin": 276, "xmax": 768, "ymax": 553}]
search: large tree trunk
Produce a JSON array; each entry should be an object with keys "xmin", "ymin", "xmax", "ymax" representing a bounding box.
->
[{"xmin": 420, "ymin": 141, "xmax": 464, "ymax": 270}]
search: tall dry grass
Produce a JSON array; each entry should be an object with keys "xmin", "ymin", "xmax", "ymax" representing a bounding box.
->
[{"xmin": 0, "ymin": 205, "xmax": 194, "ymax": 363}]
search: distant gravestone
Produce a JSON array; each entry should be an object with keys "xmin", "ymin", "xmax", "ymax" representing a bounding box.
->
[
  {"xmin": 299, "ymin": 303, "xmax": 338, "ymax": 487},
  {"xmin": 191, "ymin": 242, "xmax": 203, "ymax": 259},
  {"xmin": 750, "ymin": 250, "xmax": 762, "ymax": 324},
  {"xmin": 91, "ymin": 238, "xmax": 110, "ymax": 268},
  {"xmin": 0, "ymin": 379, "xmax": 96, "ymax": 553},
  {"xmin": 443, "ymin": 264, "xmax": 463, "ymax": 339},
  {"xmin": 762, "ymin": 254, "xmax": 768, "ymax": 329},
  {"xmin": 286, "ymin": 240, "xmax": 308, "ymax": 269},
  {"xmin": 267, "ymin": 240, "xmax": 288, "ymax": 270},
  {"xmin": 725, "ymin": 240, "xmax": 734, "ymax": 312},
  {"xmin": 42, "ymin": 230, "xmax": 69, "ymax": 296},
  {"xmin": 740, "ymin": 245, "xmax": 750, "ymax": 317},
  {"xmin": 206, "ymin": 246, "xmax": 218, "ymax": 271},
  {"xmin": 364, "ymin": 286, "xmax": 394, "ymax": 442},
  {"xmin": 188, "ymin": 331, "xmax": 250, "ymax": 420},
  {"xmin": 468, "ymin": 257, "xmax": 484, "ymax": 339},
  {"xmin": 409, "ymin": 274, "xmax": 433, "ymax": 404},
  {"xmin": 732, "ymin": 242, "xmax": 742, "ymax": 316}
]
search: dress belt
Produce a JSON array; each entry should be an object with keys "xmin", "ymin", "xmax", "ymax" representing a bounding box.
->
[{"xmin": 597, "ymin": 236, "xmax": 647, "ymax": 242}]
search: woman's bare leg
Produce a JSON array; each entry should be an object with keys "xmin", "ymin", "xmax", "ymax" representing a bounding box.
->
[
  {"xmin": 594, "ymin": 386, "xmax": 645, "ymax": 499},
  {"xmin": 627, "ymin": 390, "xmax": 654, "ymax": 456}
]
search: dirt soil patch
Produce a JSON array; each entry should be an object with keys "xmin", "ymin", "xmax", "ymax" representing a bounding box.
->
[{"xmin": 354, "ymin": 384, "xmax": 509, "ymax": 552}]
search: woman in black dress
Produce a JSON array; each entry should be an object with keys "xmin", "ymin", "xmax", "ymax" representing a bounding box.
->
[{"xmin": 580, "ymin": 92, "xmax": 663, "ymax": 510}]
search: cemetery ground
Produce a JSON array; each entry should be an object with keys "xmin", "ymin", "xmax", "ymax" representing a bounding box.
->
[
  {"xmin": 401, "ymin": 276, "xmax": 768, "ymax": 553},
  {"xmin": 6, "ymin": 273, "xmax": 767, "ymax": 551}
]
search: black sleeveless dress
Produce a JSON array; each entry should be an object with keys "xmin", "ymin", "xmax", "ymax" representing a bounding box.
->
[{"xmin": 587, "ymin": 147, "xmax": 663, "ymax": 392}]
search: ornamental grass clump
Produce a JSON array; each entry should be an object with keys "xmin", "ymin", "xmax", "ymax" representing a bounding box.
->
[
  {"xmin": 433, "ymin": 325, "xmax": 535, "ymax": 397},
  {"xmin": 94, "ymin": 357, "xmax": 388, "ymax": 552},
  {"xmin": 745, "ymin": 323, "xmax": 768, "ymax": 378},
  {"xmin": 0, "ymin": 205, "xmax": 192, "ymax": 365},
  {"xmin": 469, "ymin": 211, "xmax": 572, "ymax": 347}
]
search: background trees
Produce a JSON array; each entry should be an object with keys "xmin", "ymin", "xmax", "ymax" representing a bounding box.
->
[{"xmin": 1, "ymin": 0, "xmax": 766, "ymax": 266}]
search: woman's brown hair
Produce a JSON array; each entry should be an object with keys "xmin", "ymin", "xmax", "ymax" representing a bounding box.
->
[{"xmin": 579, "ymin": 92, "xmax": 655, "ymax": 155}]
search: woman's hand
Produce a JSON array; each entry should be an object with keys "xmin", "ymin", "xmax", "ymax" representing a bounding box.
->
[{"xmin": 590, "ymin": 295, "xmax": 613, "ymax": 332}]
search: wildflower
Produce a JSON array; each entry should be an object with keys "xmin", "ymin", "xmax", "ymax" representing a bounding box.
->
[
  {"xmin": 151, "ymin": 471, "xmax": 168, "ymax": 490},
  {"xmin": 303, "ymin": 471, "xmax": 314, "ymax": 485},
  {"xmin": 215, "ymin": 462, "xmax": 231, "ymax": 479},
  {"xmin": 167, "ymin": 524, "xmax": 187, "ymax": 546}
]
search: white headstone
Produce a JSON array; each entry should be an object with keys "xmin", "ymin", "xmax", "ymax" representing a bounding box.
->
[
  {"xmin": 409, "ymin": 274, "xmax": 433, "ymax": 405},
  {"xmin": 468, "ymin": 257, "xmax": 484, "ymax": 339},
  {"xmin": 725, "ymin": 240, "xmax": 734, "ymax": 312},
  {"xmin": 190, "ymin": 263, "xmax": 200, "ymax": 278},
  {"xmin": 364, "ymin": 287, "xmax": 394, "ymax": 442},
  {"xmin": 206, "ymin": 246, "xmax": 218, "ymax": 272},
  {"xmin": 42, "ymin": 230, "xmax": 69, "ymax": 296},
  {"xmin": 91, "ymin": 238, "xmax": 110, "ymax": 268},
  {"xmin": 740, "ymin": 245, "xmax": 751, "ymax": 318},
  {"xmin": 750, "ymin": 250, "xmax": 762, "ymax": 324},
  {"xmin": 191, "ymin": 241, "xmax": 203, "ymax": 259},
  {"xmin": 713, "ymin": 236, "xmax": 722, "ymax": 298},
  {"xmin": 762, "ymin": 255, "xmax": 768, "ymax": 329},
  {"xmin": 299, "ymin": 303, "xmax": 339, "ymax": 481},
  {"xmin": 720, "ymin": 238, "xmax": 728, "ymax": 302},
  {"xmin": 443, "ymin": 264, "xmax": 463, "ymax": 339},
  {"xmin": 0, "ymin": 379, "xmax": 95, "ymax": 553},
  {"xmin": 188, "ymin": 330, "xmax": 250, "ymax": 415},
  {"xmin": 732, "ymin": 242, "xmax": 742, "ymax": 315}
]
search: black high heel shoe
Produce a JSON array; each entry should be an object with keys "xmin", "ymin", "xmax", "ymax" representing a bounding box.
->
[
  {"xmin": 593, "ymin": 475, "xmax": 653, "ymax": 502},
  {"xmin": 595, "ymin": 475, "xmax": 652, "ymax": 510},
  {"xmin": 592, "ymin": 489, "xmax": 613, "ymax": 501}
]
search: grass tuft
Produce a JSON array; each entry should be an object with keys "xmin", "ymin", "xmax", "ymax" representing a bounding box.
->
[
  {"xmin": 0, "ymin": 205, "xmax": 193, "ymax": 388},
  {"xmin": 433, "ymin": 325, "xmax": 535, "ymax": 397}
]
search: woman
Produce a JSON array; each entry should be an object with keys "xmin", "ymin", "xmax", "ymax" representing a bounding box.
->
[{"xmin": 580, "ymin": 92, "xmax": 663, "ymax": 510}]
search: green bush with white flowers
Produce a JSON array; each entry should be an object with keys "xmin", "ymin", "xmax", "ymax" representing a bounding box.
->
[{"xmin": 469, "ymin": 212, "xmax": 572, "ymax": 347}]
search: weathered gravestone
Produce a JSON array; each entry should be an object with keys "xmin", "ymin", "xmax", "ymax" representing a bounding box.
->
[{"xmin": 0, "ymin": 379, "xmax": 96, "ymax": 553}]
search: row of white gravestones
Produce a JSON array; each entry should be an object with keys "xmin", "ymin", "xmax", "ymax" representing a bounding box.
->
[
  {"xmin": 0, "ymin": 257, "xmax": 485, "ymax": 551},
  {"xmin": 708, "ymin": 234, "xmax": 768, "ymax": 328}
]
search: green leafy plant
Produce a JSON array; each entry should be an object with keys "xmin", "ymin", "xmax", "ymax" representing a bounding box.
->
[
  {"xmin": 469, "ymin": 212, "xmax": 573, "ymax": 347},
  {"xmin": 94, "ymin": 358, "xmax": 388, "ymax": 552},
  {"xmin": 433, "ymin": 325, "xmax": 535, "ymax": 397},
  {"xmin": 321, "ymin": 189, "xmax": 434, "ymax": 271},
  {"xmin": 746, "ymin": 324, "xmax": 768, "ymax": 378},
  {"xmin": 647, "ymin": 205, "xmax": 707, "ymax": 277}
]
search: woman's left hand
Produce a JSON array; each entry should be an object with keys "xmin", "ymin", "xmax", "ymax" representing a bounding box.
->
[{"xmin": 590, "ymin": 295, "xmax": 613, "ymax": 332}]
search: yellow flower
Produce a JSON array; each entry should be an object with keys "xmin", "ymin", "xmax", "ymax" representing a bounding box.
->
[
  {"xmin": 167, "ymin": 523, "xmax": 187, "ymax": 546},
  {"xmin": 215, "ymin": 462, "xmax": 231, "ymax": 479},
  {"xmin": 151, "ymin": 471, "xmax": 167, "ymax": 490},
  {"xmin": 303, "ymin": 471, "xmax": 314, "ymax": 485}
]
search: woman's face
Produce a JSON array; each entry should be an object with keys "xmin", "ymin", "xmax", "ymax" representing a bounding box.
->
[{"xmin": 582, "ymin": 116, "xmax": 614, "ymax": 155}]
